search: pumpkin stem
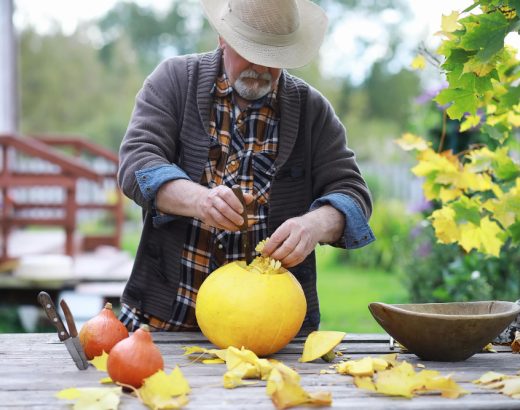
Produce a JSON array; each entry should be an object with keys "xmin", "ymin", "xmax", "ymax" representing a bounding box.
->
[{"xmin": 104, "ymin": 302, "xmax": 113, "ymax": 310}]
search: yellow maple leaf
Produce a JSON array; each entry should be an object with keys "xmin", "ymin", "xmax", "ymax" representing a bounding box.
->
[
  {"xmin": 335, "ymin": 357, "xmax": 390, "ymax": 377},
  {"xmin": 182, "ymin": 345, "xmax": 227, "ymax": 361},
  {"xmin": 474, "ymin": 371, "xmax": 507, "ymax": 385},
  {"xmin": 395, "ymin": 133, "xmax": 430, "ymax": 151},
  {"xmin": 460, "ymin": 114, "xmax": 481, "ymax": 132},
  {"xmin": 90, "ymin": 351, "xmax": 109, "ymax": 372},
  {"xmin": 431, "ymin": 207, "xmax": 459, "ymax": 244},
  {"xmin": 56, "ymin": 387, "xmax": 122, "ymax": 410},
  {"xmin": 459, "ymin": 222, "xmax": 481, "ymax": 253},
  {"xmin": 202, "ymin": 358, "xmax": 225, "ymax": 364},
  {"xmin": 501, "ymin": 378, "xmax": 520, "ymax": 399},
  {"xmin": 411, "ymin": 55, "xmax": 426, "ymax": 70},
  {"xmin": 438, "ymin": 186, "xmax": 463, "ymax": 203},
  {"xmin": 480, "ymin": 217, "xmax": 504, "ymax": 256},
  {"xmin": 267, "ymin": 367, "xmax": 332, "ymax": 410},
  {"xmin": 373, "ymin": 362, "xmax": 468, "ymax": 399},
  {"xmin": 138, "ymin": 367, "xmax": 190, "ymax": 409},
  {"xmin": 354, "ymin": 376, "xmax": 376, "ymax": 391},
  {"xmin": 300, "ymin": 330, "xmax": 346, "ymax": 362},
  {"xmin": 374, "ymin": 362, "xmax": 417, "ymax": 398},
  {"xmin": 412, "ymin": 149, "xmax": 459, "ymax": 179},
  {"xmin": 441, "ymin": 11, "xmax": 461, "ymax": 33}
]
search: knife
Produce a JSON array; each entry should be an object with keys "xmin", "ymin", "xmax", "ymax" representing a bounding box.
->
[
  {"xmin": 60, "ymin": 299, "xmax": 90, "ymax": 367},
  {"xmin": 232, "ymin": 184, "xmax": 253, "ymax": 264},
  {"xmin": 37, "ymin": 291, "xmax": 89, "ymax": 370}
]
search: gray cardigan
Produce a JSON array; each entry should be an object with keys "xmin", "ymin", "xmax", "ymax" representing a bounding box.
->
[{"xmin": 118, "ymin": 49, "xmax": 373, "ymax": 330}]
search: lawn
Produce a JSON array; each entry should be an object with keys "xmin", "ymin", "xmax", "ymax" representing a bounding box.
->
[{"xmin": 316, "ymin": 246, "xmax": 409, "ymax": 333}]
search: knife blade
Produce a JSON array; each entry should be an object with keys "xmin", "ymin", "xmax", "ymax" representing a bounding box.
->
[
  {"xmin": 232, "ymin": 185, "xmax": 252, "ymax": 264},
  {"xmin": 60, "ymin": 299, "xmax": 89, "ymax": 369},
  {"xmin": 37, "ymin": 291, "xmax": 89, "ymax": 370}
]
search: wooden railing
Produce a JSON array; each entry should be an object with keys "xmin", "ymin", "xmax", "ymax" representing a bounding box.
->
[{"xmin": 0, "ymin": 134, "xmax": 124, "ymax": 262}]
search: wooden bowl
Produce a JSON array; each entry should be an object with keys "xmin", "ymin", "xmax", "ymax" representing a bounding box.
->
[{"xmin": 369, "ymin": 301, "xmax": 520, "ymax": 361}]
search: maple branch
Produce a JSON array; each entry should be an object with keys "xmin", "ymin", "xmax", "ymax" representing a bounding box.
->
[
  {"xmin": 438, "ymin": 110, "xmax": 448, "ymax": 153},
  {"xmin": 455, "ymin": 143, "xmax": 487, "ymax": 157}
]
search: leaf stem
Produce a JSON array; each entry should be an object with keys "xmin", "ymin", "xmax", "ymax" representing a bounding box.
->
[{"xmin": 438, "ymin": 110, "xmax": 448, "ymax": 153}]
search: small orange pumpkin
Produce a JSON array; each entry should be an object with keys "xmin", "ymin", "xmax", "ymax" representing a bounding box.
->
[
  {"xmin": 107, "ymin": 325, "xmax": 164, "ymax": 388},
  {"xmin": 79, "ymin": 302, "xmax": 129, "ymax": 359}
]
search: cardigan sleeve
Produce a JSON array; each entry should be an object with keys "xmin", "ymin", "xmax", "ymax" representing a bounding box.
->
[
  {"xmin": 307, "ymin": 86, "xmax": 373, "ymax": 220},
  {"xmin": 118, "ymin": 57, "xmax": 188, "ymax": 211}
]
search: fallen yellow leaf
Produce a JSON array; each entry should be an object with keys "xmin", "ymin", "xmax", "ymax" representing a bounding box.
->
[
  {"xmin": 300, "ymin": 330, "xmax": 346, "ymax": 363},
  {"xmin": 267, "ymin": 367, "xmax": 332, "ymax": 409},
  {"xmin": 90, "ymin": 351, "xmax": 109, "ymax": 372},
  {"xmin": 56, "ymin": 387, "xmax": 122, "ymax": 410},
  {"xmin": 137, "ymin": 367, "xmax": 190, "ymax": 409}
]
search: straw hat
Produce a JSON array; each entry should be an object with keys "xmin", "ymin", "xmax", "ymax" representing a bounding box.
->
[{"xmin": 200, "ymin": 0, "xmax": 328, "ymax": 69}]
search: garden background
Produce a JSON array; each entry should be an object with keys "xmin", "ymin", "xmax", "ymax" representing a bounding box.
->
[{"xmin": 1, "ymin": 0, "xmax": 519, "ymax": 333}]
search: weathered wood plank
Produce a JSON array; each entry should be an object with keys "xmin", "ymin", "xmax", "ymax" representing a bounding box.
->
[{"xmin": 2, "ymin": 332, "xmax": 520, "ymax": 409}]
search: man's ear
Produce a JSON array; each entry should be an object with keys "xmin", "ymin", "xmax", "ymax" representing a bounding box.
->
[{"xmin": 218, "ymin": 36, "xmax": 226, "ymax": 50}]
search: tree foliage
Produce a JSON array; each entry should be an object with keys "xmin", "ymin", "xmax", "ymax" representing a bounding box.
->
[{"xmin": 397, "ymin": 0, "xmax": 520, "ymax": 257}]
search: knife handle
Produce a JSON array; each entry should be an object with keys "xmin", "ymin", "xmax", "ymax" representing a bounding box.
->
[
  {"xmin": 37, "ymin": 291, "xmax": 69, "ymax": 341},
  {"xmin": 231, "ymin": 185, "xmax": 248, "ymax": 230},
  {"xmin": 231, "ymin": 185, "xmax": 252, "ymax": 264},
  {"xmin": 60, "ymin": 299, "xmax": 78, "ymax": 337}
]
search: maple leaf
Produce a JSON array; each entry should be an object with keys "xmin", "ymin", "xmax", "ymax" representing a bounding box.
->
[
  {"xmin": 56, "ymin": 387, "xmax": 122, "ymax": 410},
  {"xmin": 441, "ymin": 11, "xmax": 462, "ymax": 33},
  {"xmin": 181, "ymin": 345, "xmax": 227, "ymax": 361},
  {"xmin": 460, "ymin": 114, "xmax": 481, "ymax": 132},
  {"xmin": 434, "ymin": 87, "xmax": 479, "ymax": 120},
  {"xmin": 460, "ymin": 12, "xmax": 510, "ymax": 61},
  {"xmin": 430, "ymin": 207, "xmax": 460, "ymax": 244},
  {"xmin": 394, "ymin": 133, "xmax": 430, "ymax": 152},
  {"xmin": 299, "ymin": 330, "xmax": 346, "ymax": 362},
  {"xmin": 473, "ymin": 371, "xmax": 507, "ymax": 385},
  {"xmin": 137, "ymin": 367, "xmax": 190, "ymax": 409},
  {"xmin": 483, "ymin": 187, "xmax": 520, "ymax": 229},
  {"xmin": 458, "ymin": 217, "xmax": 504, "ymax": 256},
  {"xmin": 354, "ymin": 376, "xmax": 376, "ymax": 391},
  {"xmin": 90, "ymin": 351, "xmax": 109, "ymax": 372},
  {"xmin": 335, "ymin": 357, "xmax": 389, "ymax": 377},
  {"xmin": 501, "ymin": 378, "xmax": 520, "ymax": 399},
  {"xmin": 266, "ymin": 367, "xmax": 332, "ymax": 410}
]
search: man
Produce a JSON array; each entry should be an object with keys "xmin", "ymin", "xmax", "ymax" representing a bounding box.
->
[{"xmin": 117, "ymin": 0, "xmax": 375, "ymax": 333}]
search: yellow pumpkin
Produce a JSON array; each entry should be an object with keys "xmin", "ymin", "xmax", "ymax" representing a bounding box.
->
[{"xmin": 195, "ymin": 259, "xmax": 307, "ymax": 357}]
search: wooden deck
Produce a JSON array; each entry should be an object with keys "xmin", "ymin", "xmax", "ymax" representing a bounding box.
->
[
  {"xmin": 1, "ymin": 332, "xmax": 520, "ymax": 409},
  {"xmin": 0, "ymin": 230, "xmax": 132, "ymax": 308}
]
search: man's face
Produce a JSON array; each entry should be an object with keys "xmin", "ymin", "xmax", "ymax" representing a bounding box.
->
[{"xmin": 219, "ymin": 38, "xmax": 282, "ymax": 101}]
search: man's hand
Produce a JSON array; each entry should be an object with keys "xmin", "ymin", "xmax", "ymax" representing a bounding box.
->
[
  {"xmin": 156, "ymin": 179, "xmax": 254, "ymax": 231},
  {"xmin": 197, "ymin": 185, "xmax": 254, "ymax": 231},
  {"xmin": 261, "ymin": 205, "xmax": 344, "ymax": 268}
]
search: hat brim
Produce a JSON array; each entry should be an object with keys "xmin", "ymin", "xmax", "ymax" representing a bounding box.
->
[{"xmin": 201, "ymin": 0, "xmax": 328, "ymax": 69}]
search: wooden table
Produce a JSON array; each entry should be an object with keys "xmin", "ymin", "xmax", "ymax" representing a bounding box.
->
[{"xmin": 1, "ymin": 332, "xmax": 520, "ymax": 409}]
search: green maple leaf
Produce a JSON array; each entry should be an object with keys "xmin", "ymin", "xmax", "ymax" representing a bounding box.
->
[
  {"xmin": 434, "ymin": 88, "xmax": 479, "ymax": 120},
  {"xmin": 493, "ymin": 148, "xmax": 520, "ymax": 180},
  {"xmin": 451, "ymin": 196, "xmax": 482, "ymax": 225},
  {"xmin": 460, "ymin": 12, "xmax": 510, "ymax": 61},
  {"xmin": 481, "ymin": 124, "xmax": 509, "ymax": 143}
]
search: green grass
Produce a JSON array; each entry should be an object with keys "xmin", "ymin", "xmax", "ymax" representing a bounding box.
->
[{"xmin": 316, "ymin": 247, "xmax": 409, "ymax": 333}]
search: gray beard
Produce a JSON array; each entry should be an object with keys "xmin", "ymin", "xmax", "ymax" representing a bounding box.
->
[{"xmin": 233, "ymin": 69, "xmax": 273, "ymax": 101}]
